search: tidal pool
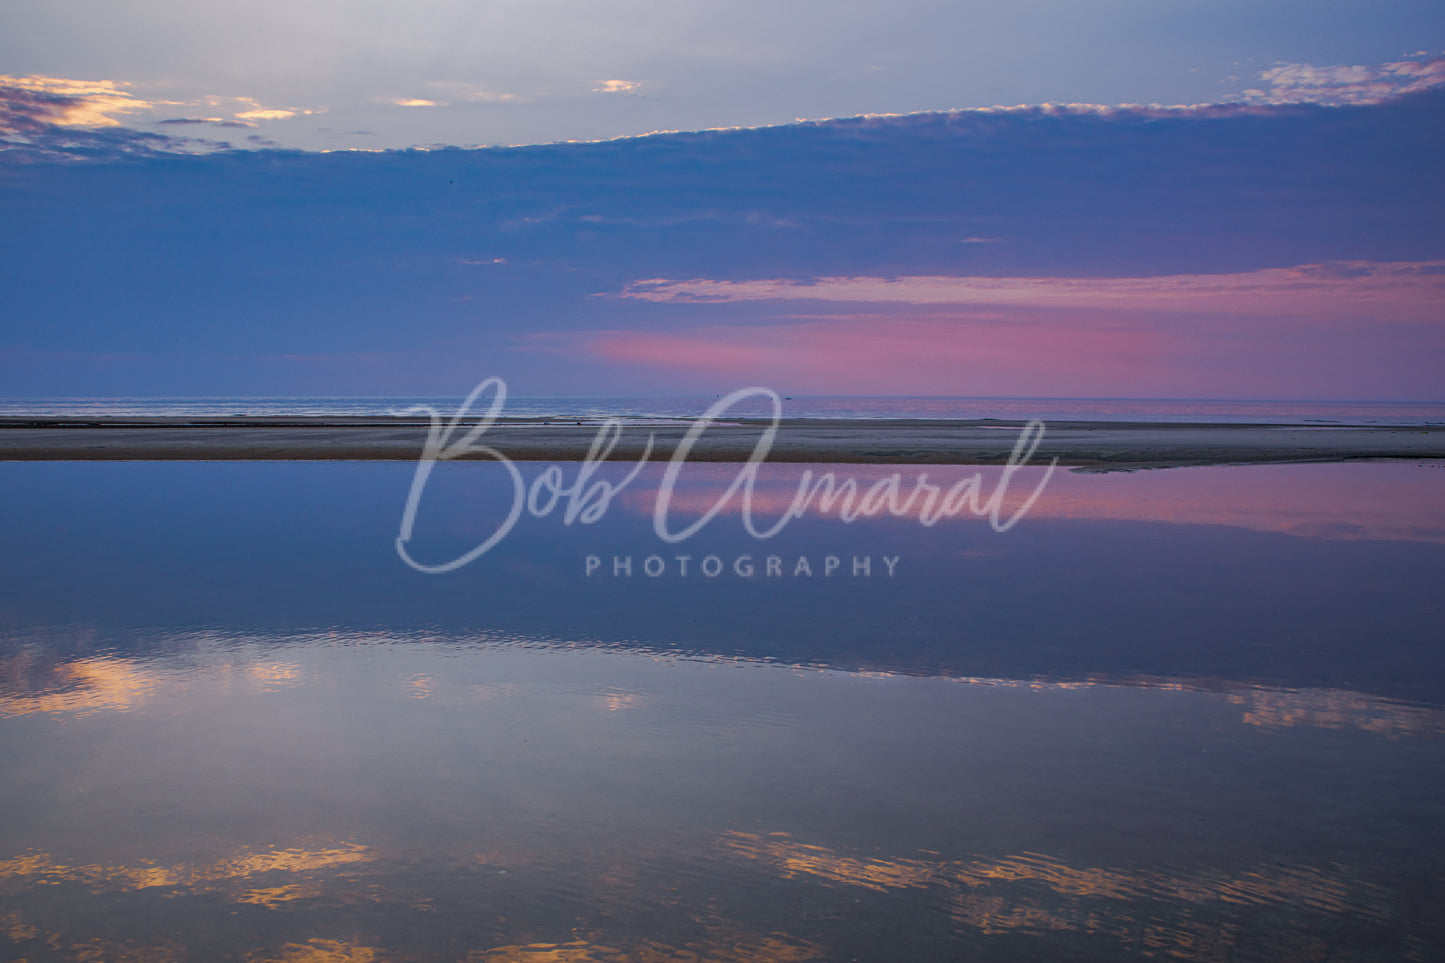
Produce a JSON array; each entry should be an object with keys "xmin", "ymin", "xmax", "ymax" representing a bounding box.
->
[{"xmin": 1, "ymin": 461, "xmax": 1442, "ymax": 961}]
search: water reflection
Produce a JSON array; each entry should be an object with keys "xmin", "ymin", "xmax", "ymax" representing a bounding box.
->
[
  {"xmin": 1, "ymin": 461, "xmax": 1443, "ymax": 702},
  {"xmin": 0, "ymin": 655, "xmax": 165, "ymax": 717},
  {"xmin": 2, "ymin": 633, "xmax": 1442, "ymax": 959},
  {"xmin": 7, "ymin": 637, "xmax": 1445, "ymax": 739},
  {"xmin": 0, "ymin": 841, "xmax": 373, "ymax": 893},
  {"xmin": 722, "ymin": 829, "xmax": 1406, "ymax": 958},
  {"xmin": 0, "ymin": 461, "xmax": 1442, "ymax": 960},
  {"xmin": 620, "ymin": 461, "xmax": 1445, "ymax": 543}
]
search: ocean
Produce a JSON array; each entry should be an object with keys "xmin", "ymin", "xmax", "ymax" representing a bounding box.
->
[
  {"xmin": 2, "ymin": 405, "xmax": 1444, "ymax": 959},
  {"xmin": 2, "ymin": 460, "xmax": 1443, "ymax": 960},
  {"xmin": 2, "ymin": 395, "xmax": 1445, "ymax": 425}
]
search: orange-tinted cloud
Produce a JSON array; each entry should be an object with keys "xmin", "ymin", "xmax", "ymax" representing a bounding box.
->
[
  {"xmin": 593, "ymin": 80, "xmax": 641, "ymax": 94},
  {"xmin": 236, "ymin": 108, "xmax": 297, "ymax": 120},
  {"xmin": 0, "ymin": 75, "xmax": 154, "ymax": 132}
]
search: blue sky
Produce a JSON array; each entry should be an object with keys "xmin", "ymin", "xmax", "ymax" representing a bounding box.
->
[{"xmin": 0, "ymin": 2, "xmax": 1442, "ymax": 399}]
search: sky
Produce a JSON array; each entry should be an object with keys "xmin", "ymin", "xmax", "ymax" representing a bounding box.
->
[{"xmin": 0, "ymin": 1, "xmax": 1442, "ymax": 400}]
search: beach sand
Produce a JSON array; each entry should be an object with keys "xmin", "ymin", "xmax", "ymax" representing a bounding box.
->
[{"xmin": 2, "ymin": 416, "xmax": 1443, "ymax": 469}]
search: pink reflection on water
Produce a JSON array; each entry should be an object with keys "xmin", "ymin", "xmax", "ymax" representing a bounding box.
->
[{"xmin": 618, "ymin": 463, "xmax": 1445, "ymax": 542}]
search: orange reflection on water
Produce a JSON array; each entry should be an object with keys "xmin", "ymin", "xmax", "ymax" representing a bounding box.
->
[
  {"xmin": 600, "ymin": 692, "xmax": 642, "ymax": 712},
  {"xmin": 0, "ymin": 842, "xmax": 372, "ymax": 894},
  {"xmin": 0, "ymin": 656, "xmax": 164, "ymax": 718},
  {"xmin": 217, "ymin": 843, "xmax": 371, "ymax": 878},
  {"xmin": 246, "ymin": 660, "xmax": 304, "ymax": 689},
  {"xmin": 469, "ymin": 943, "xmax": 622, "ymax": 963},
  {"xmin": 467, "ymin": 932, "xmax": 823, "ymax": 963},
  {"xmin": 253, "ymin": 939, "xmax": 382, "ymax": 963},
  {"xmin": 721, "ymin": 831, "xmax": 1397, "ymax": 945},
  {"xmin": 0, "ymin": 912, "xmax": 38, "ymax": 941},
  {"xmin": 0, "ymin": 850, "xmax": 178, "ymax": 890},
  {"xmin": 1232, "ymin": 687, "xmax": 1445, "ymax": 737},
  {"xmin": 721, "ymin": 833, "xmax": 938, "ymax": 892},
  {"xmin": 959, "ymin": 852, "xmax": 1139, "ymax": 900},
  {"xmin": 236, "ymin": 883, "xmax": 319, "ymax": 908}
]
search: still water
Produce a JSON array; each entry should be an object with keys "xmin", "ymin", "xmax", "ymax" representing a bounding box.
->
[{"xmin": 1, "ymin": 460, "xmax": 1443, "ymax": 961}]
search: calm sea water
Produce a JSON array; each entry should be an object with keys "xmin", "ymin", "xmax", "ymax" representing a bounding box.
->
[
  {"xmin": 2, "ymin": 395, "xmax": 1445, "ymax": 425},
  {"xmin": 1, "ymin": 459, "xmax": 1443, "ymax": 961}
]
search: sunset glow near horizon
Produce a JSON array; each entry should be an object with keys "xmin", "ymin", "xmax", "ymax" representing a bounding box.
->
[{"xmin": 1, "ymin": 2, "xmax": 1442, "ymax": 401}]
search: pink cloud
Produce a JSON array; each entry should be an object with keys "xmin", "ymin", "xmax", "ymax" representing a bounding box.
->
[
  {"xmin": 527, "ymin": 263, "xmax": 1445, "ymax": 397},
  {"xmin": 586, "ymin": 332, "xmax": 778, "ymax": 371},
  {"xmin": 618, "ymin": 261, "xmax": 1445, "ymax": 323},
  {"xmin": 525, "ymin": 314, "xmax": 1166, "ymax": 396}
]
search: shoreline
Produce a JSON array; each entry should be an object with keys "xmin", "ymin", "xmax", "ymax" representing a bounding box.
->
[{"xmin": 2, "ymin": 417, "xmax": 1444, "ymax": 469}]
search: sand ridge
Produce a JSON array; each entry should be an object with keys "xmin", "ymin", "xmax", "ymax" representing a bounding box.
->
[{"xmin": 2, "ymin": 416, "xmax": 1444, "ymax": 469}]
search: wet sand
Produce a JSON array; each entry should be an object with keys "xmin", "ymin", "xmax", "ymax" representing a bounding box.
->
[{"xmin": 3, "ymin": 416, "xmax": 1443, "ymax": 469}]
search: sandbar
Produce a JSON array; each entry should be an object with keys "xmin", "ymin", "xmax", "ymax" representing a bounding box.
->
[{"xmin": 2, "ymin": 416, "xmax": 1443, "ymax": 469}]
